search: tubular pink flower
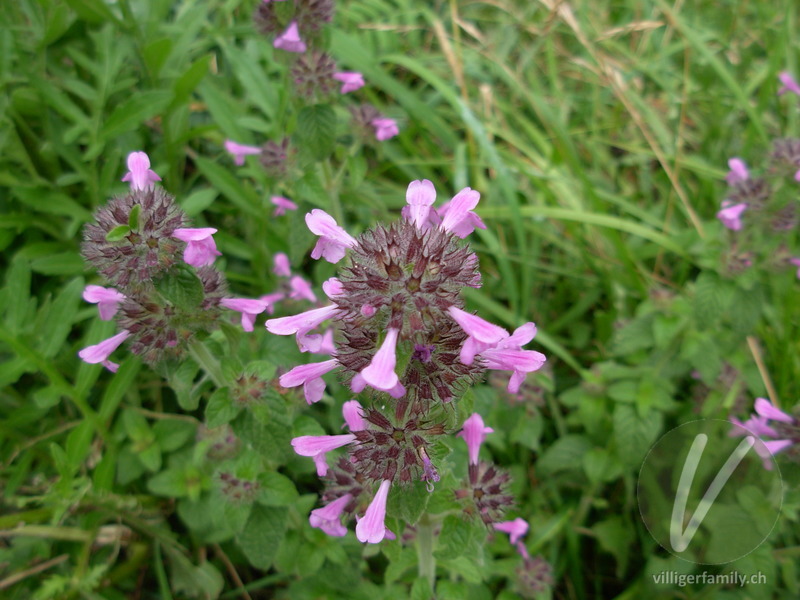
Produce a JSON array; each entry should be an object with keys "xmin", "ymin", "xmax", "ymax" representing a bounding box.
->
[
  {"xmin": 292, "ymin": 434, "xmax": 356, "ymax": 475},
  {"xmin": 78, "ymin": 330, "xmax": 130, "ymax": 372},
  {"xmin": 447, "ymin": 306, "xmax": 509, "ymax": 364},
  {"xmin": 279, "ymin": 359, "xmax": 338, "ymax": 403},
  {"xmin": 224, "ymin": 140, "xmax": 262, "ymax": 166},
  {"xmin": 305, "ymin": 209, "xmax": 357, "ymax": 264},
  {"xmin": 360, "ymin": 328, "xmax": 400, "ymax": 391},
  {"xmin": 360, "ymin": 304, "xmax": 376, "ymax": 317},
  {"xmin": 754, "ymin": 397, "xmax": 794, "ymax": 423},
  {"xmin": 494, "ymin": 518, "xmax": 529, "ymax": 545},
  {"xmin": 716, "ymin": 201, "xmax": 747, "ymax": 231},
  {"xmin": 220, "ymin": 298, "xmax": 268, "ymax": 332},
  {"xmin": 342, "ymin": 400, "xmax": 366, "ymax": 431},
  {"xmin": 405, "ymin": 180, "xmax": 436, "ymax": 229},
  {"xmin": 333, "ymin": 71, "xmax": 365, "ymax": 94},
  {"xmin": 273, "ymin": 21, "xmax": 306, "ymax": 53},
  {"xmin": 481, "ymin": 323, "xmax": 547, "ymax": 393},
  {"xmin": 439, "ymin": 187, "xmax": 486, "ymax": 238},
  {"xmin": 82, "ymin": 285, "xmax": 125, "ymax": 321},
  {"xmin": 172, "ymin": 228, "xmax": 222, "ymax": 267},
  {"xmin": 312, "ymin": 328, "xmax": 336, "ymax": 356},
  {"xmin": 121, "ymin": 151, "xmax": 161, "ymax": 190},
  {"xmin": 289, "ymin": 276, "xmax": 317, "ymax": 303},
  {"xmin": 729, "ymin": 416, "xmax": 778, "ymax": 439},
  {"xmin": 778, "ymin": 71, "xmax": 800, "ymax": 96},
  {"xmin": 266, "ymin": 304, "xmax": 340, "ymax": 352},
  {"xmin": 309, "ymin": 494, "xmax": 352, "ymax": 537},
  {"xmin": 355, "ymin": 480, "xmax": 391, "ymax": 544},
  {"xmin": 725, "ymin": 158, "xmax": 749, "ymax": 185},
  {"xmin": 457, "ymin": 413, "xmax": 494, "ymax": 465},
  {"xmin": 259, "ymin": 291, "xmax": 285, "ymax": 315},
  {"xmin": 322, "ymin": 277, "xmax": 344, "ymax": 298},
  {"xmin": 271, "ymin": 196, "xmax": 298, "ymax": 216},
  {"xmin": 273, "ymin": 253, "xmax": 291, "ymax": 277},
  {"xmin": 371, "ymin": 118, "xmax": 399, "ymax": 141}
]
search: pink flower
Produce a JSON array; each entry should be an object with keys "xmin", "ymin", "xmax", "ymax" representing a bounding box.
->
[
  {"xmin": 82, "ymin": 285, "xmax": 125, "ymax": 321},
  {"xmin": 289, "ymin": 276, "xmax": 317, "ymax": 303},
  {"xmin": 309, "ymin": 494, "xmax": 352, "ymax": 537},
  {"xmin": 260, "ymin": 291, "xmax": 286, "ymax": 314},
  {"xmin": 754, "ymin": 397, "xmax": 794, "ymax": 424},
  {"xmin": 224, "ymin": 140, "xmax": 262, "ymax": 166},
  {"xmin": 172, "ymin": 228, "xmax": 222, "ymax": 267},
  {"xmin": 273, "ymin": 253, "xmax": 291, "ymax": 277},
  {"xmin": 360, "ymin": 328, "xmax": 403, "ymax": 393},
  {"xmin": 333, "ymin": 72, "xmax": 365, "ymax": 94},
  {"xmin": 447, "ymin": 306, "xmax": 509, "ymax": 364},
  {"xmin": 716, "ymin": 201, "xmax": 747, "ymax": 231},
  {"xmin": 342, "ymin": 400, "xmax": 366, "ymax": 431},
  {"xmin": 121, "ymin": 151, "xmax": 161, "ymax": 190},
  {"xmin": 274, "ymin": 21, "xmax": 306, "ymax": 53},
  {"xmin": 494, "ymin": 518, "xmax": 529, "ymax": 545},
  {"xmin": 279, "ymin": 359, "xmax": 338, "ymax": 404},
  {"xmin": 266, "ymin": 304, "xmax": 340, "ymax": 352},
  {"xmin": 312, "ymin": 328, "xmax": 336, "ymax": 355},
  {"xmin": 457, "ymin": 413, "xmax": 494, "ymax": 465},
  {"xmin": 355, "ymin": 480, "xmax": 391, "ymax": 543},
  {"xmin": 271, "ymin": 196, "xmax": 298, "ymax": 216},
  {"xmin": 292, "ymin": 433, "xmax": 356, "ymax": 476},
  {"xmin": 729, "ymin": 397, "xmax": 796, "ymax": 470},
  {"xmin": 725, "ymin": 158, "xmax": 749, "ymax": 185},
  {"xmin": 305, "ymin": 209, "xmax": 357, "ymax": 264},
  {"xmin": 371, "ymin": 118, "xmax": 399, "ymax": 141},
  {"xmin": 778, "ymin": 71, "xmax": 800, "ymax": 96},
  {"xmin": 78, "ymin": 330, "xmax": 131, "ymax": 372},
  {"xmin": 439, "ymin": 188, "xmax": 486, "ymax": 238},
  {"xmin": 405, "ymin": 180, "xmax": 436, "ymax": 230},
  {"xmin": 220, "ymin": 298, "xmax": 269, "ymax": 332},
  {"xmin": 789, "ymin": 257, "xmax": 800, "ymax": 279},
  {"xmin": 360, "ymin": 304, "xmax": 376, "ymax": 317},
  {"xmin": 322, "ymin": 277, "xmax": 344, "ymax": 299},
  {"xmin": 481, "ymin": 323, "xmax": 547, "ymax": 393}
]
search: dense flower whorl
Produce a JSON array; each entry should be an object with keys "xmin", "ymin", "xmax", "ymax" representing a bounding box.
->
[
  {"xmin": 82, "ymin": 188, "xmax": 188, "ymax": 289},
  {"xmin": 333, "ymin": 219, "xmax": 485, "ymax": 406}
]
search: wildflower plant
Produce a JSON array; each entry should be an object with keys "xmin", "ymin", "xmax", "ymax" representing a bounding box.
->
[{"xmin": 266, "ymin": 179, "xmax": 547, "ymax": 582}]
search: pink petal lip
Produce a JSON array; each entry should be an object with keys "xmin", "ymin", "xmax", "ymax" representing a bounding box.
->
[
  {"xmin": 291, "ymin": 434, "xmax": 356, "ymax": 457},
  {"xmin": 447, "ymin": 306, "xmax": 508, "ymax": 344},
  {"xmin": 355, "ymin": 480, "xmax": 391, "ymax": 543},
  {"xmin": 78, "ymin": 330, "xmax": 131, "ymax": 364},
  {"xmin": 279, "ymin": 359, "xmax": 338, "ymax": 388},
  {"xmin": 360, "ymin": 328, "xmax": 400, "ymax": 391},
  {"xmin": 172, "ymin": 227, "xmax": 217, "ymax": 242},
  {"xmin": 754, "ymin": 397, "xmax": 794, "ymax": 423}
]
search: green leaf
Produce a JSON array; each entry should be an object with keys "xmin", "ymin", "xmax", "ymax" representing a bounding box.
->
[
  {"xmin": 296, "ymin": 104, "xmax": 336, "ymax": 160},
  {"xmin": 105, "ymin": 224, "xmax": 131, "ymax": 242},
  {"xmin": 171, "ymin": 55, "xmax": 212, "ymax": 107},
  {"xmin": 100, "ymin": 90, "xmax": 173, "ymax": 143},
  {"xmin": 148, "ymin": 468, "xmax": 188, "ymax": 497},
  {"xmin": 205, "ymin": 387, "xmax": 241, "ymax": 428},
  {"xmin": 256, "ymin": 472, "xmax": 299, "ymax": 506},
  {"xmin": 63, "ymin": 0, "xmax": 117, "ymax": 24},
  {"xmin": 153, "ymin": 420, "xmax": 195, "ymax": 453},
  {"xmin": 537, "ymin": 434, "xmax": 592, "ymax": 475},
  {"xmin": 612, "ymin": 405, "xmax": 663, "ymax": 469},
  {"xmin": 592, "ymin": 517, "xmax": 634, "ymax": 577},
  {"xmin": 153, "ymin": 263, "xmax": 205, "ymax": 309},
  {"xmin": 386, "ymin": 480, "xmax": 430, "ymax": 525},
  {"xmin": 193, "ymin": 156, "xmax": 260, "ymax": 217},
  {"xmin": 128, "ymin": 204, "xmax": 141, "ymax": 231},
  {"xmin": 236, "ymin": 505, "xmax": 288, "ymax": 570},
  {"xmin": 38, "ymin": 277, "xmax": 83, "ymax": 358}
]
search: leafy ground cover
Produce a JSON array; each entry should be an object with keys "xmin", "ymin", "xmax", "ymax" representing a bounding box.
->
[{"xmin": 1, "ymin": 0, "xmax": 799, "ymax": 598}]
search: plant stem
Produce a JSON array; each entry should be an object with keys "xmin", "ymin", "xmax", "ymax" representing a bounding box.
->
[
  {"xmin": 188, "ymin": 340, "xmax": 224, "ymax": 387},
  {"xmin": 416, "ymin": 513, "xmax": 436, "ymax": 591}
]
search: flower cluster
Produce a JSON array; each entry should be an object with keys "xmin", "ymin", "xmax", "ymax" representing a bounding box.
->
[
  {"xmin": 267, "ymin": 180, "xmax": 546, "ymax": 543},
  {"xmin": 713, "ymin": 73, "xmax": 800, "ymax": 278},
  {"xmin": 730, "ymin": 397, "xmax": 800, "ymax": 469},
  {"xmin": 79, "ymin": 152, "xmax": 273, "ymax": 369}
]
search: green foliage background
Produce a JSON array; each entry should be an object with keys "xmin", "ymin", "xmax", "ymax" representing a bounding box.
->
[{"xmin": 1, "ymin": 0, "xmax": 799, "ymax": 598}]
